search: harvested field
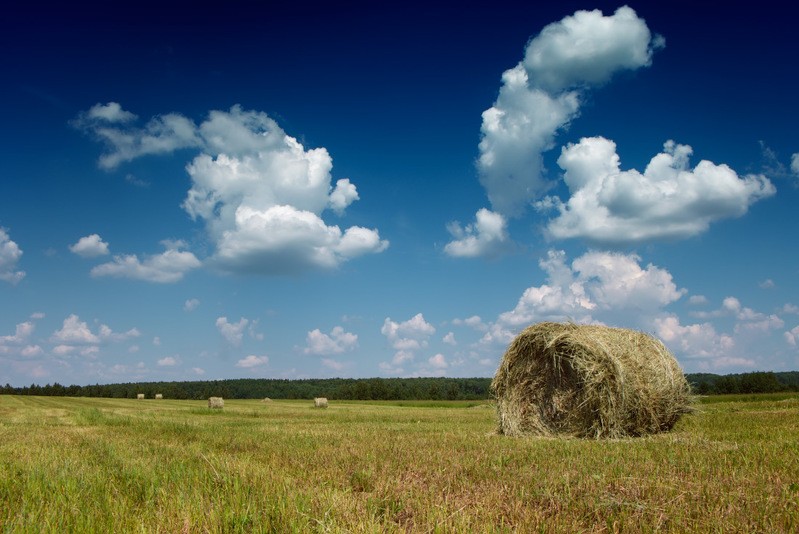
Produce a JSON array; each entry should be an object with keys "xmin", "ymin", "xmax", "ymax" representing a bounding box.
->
[{"xmin": 1, "ymin": 394, "xmax": 797, "ymax": 532}]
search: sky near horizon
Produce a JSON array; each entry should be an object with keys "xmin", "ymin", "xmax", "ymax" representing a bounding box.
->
[{"xmin": 1, "ymin": 2, "xmax": 798, "ymax": 387}]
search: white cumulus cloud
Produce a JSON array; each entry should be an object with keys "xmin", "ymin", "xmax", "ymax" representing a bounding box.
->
[
  {"xmin": 216, "ymin": 316, "xmax": 249, "ymax": 347},
  {"xmin": 69, "ymin": 234, "xmax": 110, "ymax": 257},
  {"xmin": 477, "ymin": 6, "xmax": 660, "ymax": 217},
  {"xmin": 381, "ymin": 313, "xmax": 436, "ymax": 349},
  {"xmin": 791, "ymin": 153, "xmax": 799, "ymax": 175},
  {"xmin": 157, "ymin": 356, "xmax": 180, "ymax": 367},
  {"xmin": 538, "ymin": 138, "xmax": 776, "ymax": 244},
  {"xmin": 236, "ymin": 354, "xmax": 269, "ymax": 368},
  {"xmin": 77, "ymin": 106, "xmax": 201, "ymax": 170},
  {"xmin": 0, "ymin": 229, "xmax": 25, "ymax": 284},
  {"xmin": 51, "ymin": 315, "xmax": 100, "ymax": 344},
  {"xmin": 50, "ymin": 314, "xmax": 139, "ymax": 347},
  {"xmin": 654, "ymin": 315, "xmax": 738, "ymax": 367},
  {"xmin": 21, "ymin": 345, "xmax": 44, "ymax": 357},
  {"xmin": 184, "ymin": 298, "xmax": 200, "ymax": 312},
  {"xmin": 85, "ymin": 102, "xmax": 137, "ymax": 123},
  {"xmin": 380, "ymin": 313, "xmax": 436, "ymax": 373},
  {"xmin": 522, "ymin": 6, "xmax": 662, "ymax": 93},
  {"xmin": 444, "ymin": 208, "xmax": 509, "ymax": 258},
  {"xmin": 495, "ymin": 250, "xmax": 684, "ymax": 329},
  {"xmin": 1, "ymin": 321, "xmax": 35, "ymax": 344},
  {"xmin": 428, "ymin": 353, "xmax": 448, "ymax": 369},
  {"xmin": 303, "ymin": 326, "xmax": 358, "ymax": 355},
  {"xmin": 90, "ymin": 240, "xmax": 200, "ymax": 283}
]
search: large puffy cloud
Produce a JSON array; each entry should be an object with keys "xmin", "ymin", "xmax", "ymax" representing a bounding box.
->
[
  {"xmin": 78, "ymin": 103, "xmax": 388, "ymax": 274},
  {"xmin": 538, "ymin": 138, "xmax": 775, "ymax": 244},
  {"xmin": 477, "ymin": 6, "xmax": 660, "ymax": 217},
  {"xmin": 90, "ymin": 240, "xmax": 200, "ymax": 283},
  {"xmin": 444, "ymin": 208, "xmax": 509, "ymax": 258},
  {"xmin": 522, "ymin": 6, "xmax": 662, "ymax": 93},
  {"xmin": 303, "ymin": 326, "xmax": 358, "ymax": 355},
  {"xmin": 184, "ymin": 107, "xmax": 388, "ymax": 273},
  {"xmin": 69, "ymin": 234, "xmax": 110, "ymax": 258},
  {"xmin": 0, "ymin": 229, "xmax": 25, "ymax": 284},
  {"xmin": 496, "ymin": 249, "xmax": 684, "ymax": 329}
]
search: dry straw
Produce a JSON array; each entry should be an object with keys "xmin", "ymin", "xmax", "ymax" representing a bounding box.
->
[
  {"xmin": 136, "ymin": 393, "xmax": 145, "ymax": 400},
  {"xmin": 314, "ymin": 397, "xmax": 328, "ymax": 408},
  {"xmin": 155, "ymin": 393, "xmax": 163, "ymax": 400},
  {"xmin": 208, "ymin": 397, "xmax": 224, "ymax": 409},
  {"xmin": 491, "ymin": 322, "xmax": 692, "ymax": 439}
]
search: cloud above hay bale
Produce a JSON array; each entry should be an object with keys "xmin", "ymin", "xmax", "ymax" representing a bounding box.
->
[
  {"xmin": 537, "ymin": 138, "xmax": 775, "ymax": 244},
  {"xmin": 477, "ymin": 6, "xmax": 661, "ymax": 218},
  {"xmin": 493, "ymin": 250, "xmax": 684, "ymax": 331}
]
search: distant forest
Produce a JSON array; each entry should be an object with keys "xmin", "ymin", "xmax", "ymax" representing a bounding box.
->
[{"xmin": 2, "ymin": 371, "xmax": 799, "ymax": 400}]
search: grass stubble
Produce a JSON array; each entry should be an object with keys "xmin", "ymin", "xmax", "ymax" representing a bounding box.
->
[{"xmin": 0, "ymin": 394, "xmax": 797, "ymax": 533}]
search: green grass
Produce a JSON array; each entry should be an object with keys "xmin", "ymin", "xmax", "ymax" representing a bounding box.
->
[{"xmin": 1, "ymin": 394, "xmax": 798, "ymax": 532}]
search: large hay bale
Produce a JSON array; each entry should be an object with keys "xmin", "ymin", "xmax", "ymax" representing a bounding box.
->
[
  {"xmin": 208, "ymin": 397, "xmax": 224, "ymax": 409},
  {"xmin": 155, "ymin": 393, "xmax": 163, "ymax": 400},
  {"xmin": 136, "ymin": 393, "xmax": 145, "ymax": 400},
  {"xmin": 314, "ymin": 397, "xmax": 328, "ymax": 408},
  {"xmin": 491, "ymin": 322, "xmax": 691, "ymax": 439}
]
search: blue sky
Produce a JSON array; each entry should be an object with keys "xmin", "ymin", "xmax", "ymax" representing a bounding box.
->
[{"xmin": 2, "ymin": 2, "xmax": 798, "ymax": 386}]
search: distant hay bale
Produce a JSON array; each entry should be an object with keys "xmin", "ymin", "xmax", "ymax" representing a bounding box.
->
[
  {"xmin": 136, "ymin": 393, "xmax": 145, "ymax": 400},
  {"xmin": 208, "ymin": 397, "xmax": 224, "ymax": 409},
  {"xmin": 491, "ymin": 322, "xmax": 692, "ymax": 439},
  {"xmin": 314, "ymin": 397, "xmax": 328, "ymax": 408},
  {"xmin": 261, "ymin": 397, "xmax": 272, "ymax": 403},
  {"xmin": 155, "ymin": 393, "xmax": 163, "ymax": 400}
]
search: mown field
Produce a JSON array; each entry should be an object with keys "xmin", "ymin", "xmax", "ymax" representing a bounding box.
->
[{"xmin": 1, "ymin": 394, "xmax": 798, "ymax": 533}]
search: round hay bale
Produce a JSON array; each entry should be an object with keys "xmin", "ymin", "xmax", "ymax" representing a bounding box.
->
[
  {"xmin": 154, "ymin": 393, "xmax": 163, "ymax": 400},
  {"xmin": 261, "ymin": 397, "xmax": 272, "ymax": 403},
  {"xmin": 314, "ymin": 397, "xmax": 328, "ymax": 408},
  {"xmin": 491, "ymin": 322, "xmax": 692, "ymax": 439},
  {"xmin": 208, "ymin": 397, "xmax": 224, "ymax": 409},
  {"xmin": 136, "ymin": 393, "xmax": 145, "ymax": 400}
]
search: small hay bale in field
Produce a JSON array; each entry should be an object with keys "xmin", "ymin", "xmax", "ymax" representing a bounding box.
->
[
  {"xmin": 491, "ymin": 322, "xmax": 692, "ymax": 439},
  {"xmin": 261, "ymin": 397, "xmax": 272, "ymax": 403},
  {"xmin": 314, "ymin": 397, "xmax": 328, "ymax": 408},
  {"xmin": 155, "ymin": 393, "xmax": 163, "ymax": 400},
  {"xmin": 208, "ymin": 396, "xmax": 224, "ymax": 409},
  {"xmin": 136, "ymin": 393, "xmax": 145, "ymax": 400}
]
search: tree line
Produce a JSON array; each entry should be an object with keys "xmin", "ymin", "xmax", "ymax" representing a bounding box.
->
[
  {"xmin": 686, "ymin": 371, "xmax": 799, "ymax": 395},
  {"xmin": 0, "ymin": 377, "xmax": 493, "ymax": 400},
  {"xmin": 1, "ymin": 371, "xmax": 797, "ymax": 400}
]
